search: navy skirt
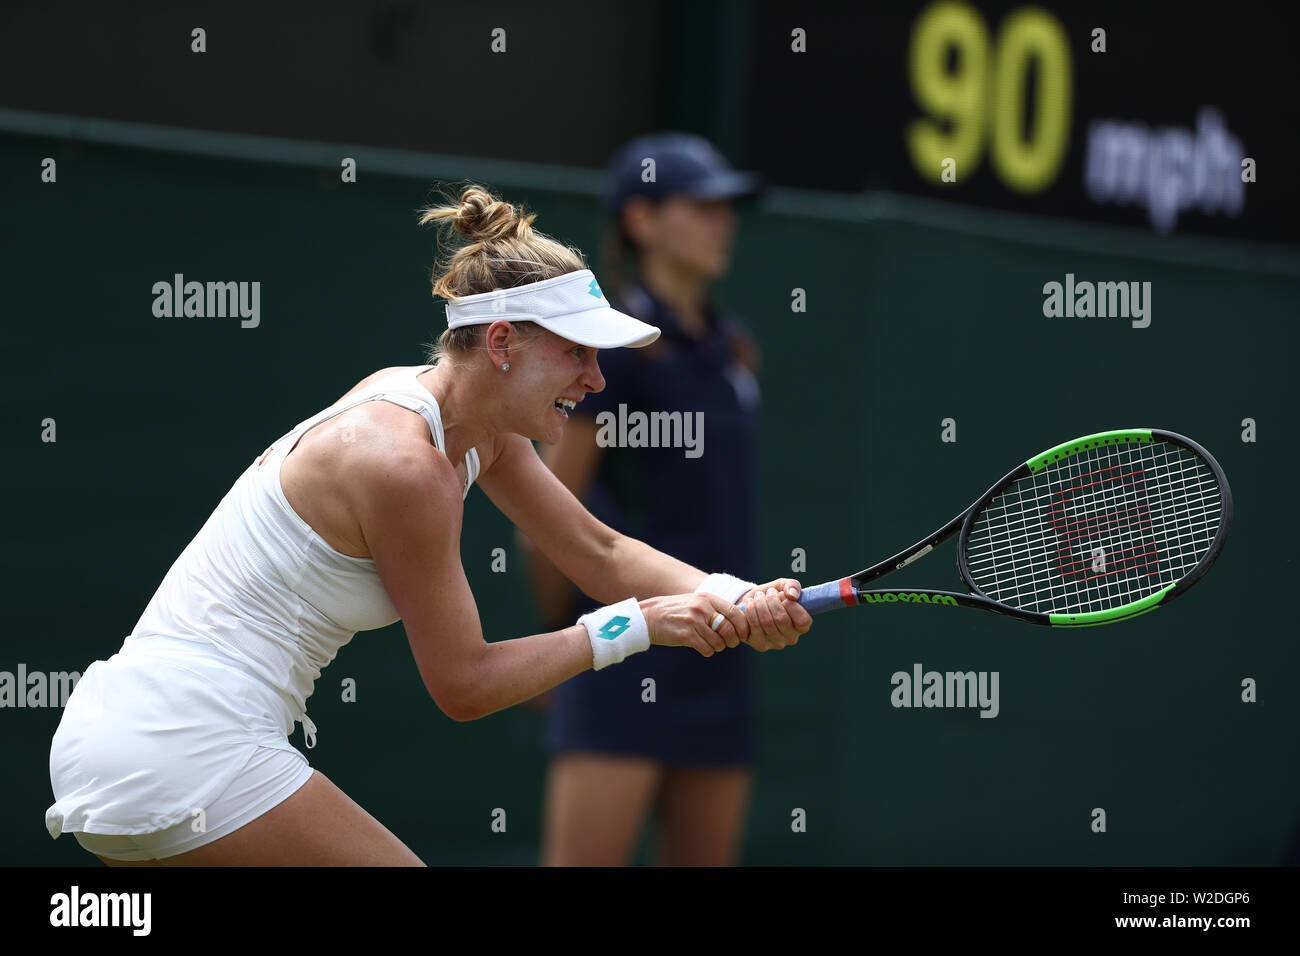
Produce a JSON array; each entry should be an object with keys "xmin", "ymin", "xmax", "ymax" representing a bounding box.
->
[{"xmin": 544, "ymin": 639, "xmax": 754, "ymax": 767}]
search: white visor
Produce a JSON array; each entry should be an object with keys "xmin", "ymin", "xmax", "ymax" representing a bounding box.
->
[{"xmin": 443, "ymin": 269, "xmax": 660, "ymax": 349}]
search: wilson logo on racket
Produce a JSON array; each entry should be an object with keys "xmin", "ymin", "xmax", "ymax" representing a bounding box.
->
[
  {"xmin": 860, "ymin": 593, "xmax": 959, "ymax": 606},
  {"xmin": 596, "ymin": 616, "xmax": 631, "ymax": 640}
]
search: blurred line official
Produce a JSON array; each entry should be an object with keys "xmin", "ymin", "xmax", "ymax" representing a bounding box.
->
[{"xmin": 525, "ymin": 132, "xmax": 765, "ymax": 865}]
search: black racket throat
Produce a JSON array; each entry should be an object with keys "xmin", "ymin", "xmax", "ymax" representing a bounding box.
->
[
  {"xmin": 846, "ymin": 473, "xmax": 1047, "ymax": 623},
  {"xmin": 848, "ymin": 456, "xmax": 1019, "ymax": 592},
  {"xmin": 849, "ymin": 510, "xmax": 965, "ymax": 588}
]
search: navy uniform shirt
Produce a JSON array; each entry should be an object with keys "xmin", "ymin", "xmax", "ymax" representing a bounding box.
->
[{"xmin": 543, "ymin": 281, "xmax": 762, "ymax": 765}]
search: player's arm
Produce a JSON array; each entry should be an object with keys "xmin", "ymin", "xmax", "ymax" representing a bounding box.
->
[
  {"xmin": 351, "ymin": 444, "xmax": 594, "ymax": 721},
  {"xmin": 351, "ymin": 444, "xmax": 753, "ymax": 719},
  {"xmin": 482, "ymin": 433, "xmax": 810, "ymax": 650},
  {"xmin": 517, "ymin": 416, "xmax": 602, "ymax": 623}
]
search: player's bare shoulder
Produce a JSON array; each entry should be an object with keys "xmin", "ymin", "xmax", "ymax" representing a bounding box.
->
[
  {"xmin": 325, "ymin": 366, "xmax": 444, "ymax": 461},
  {"xmin": 335, "ymin": 365, "xmax": 411, "ymax": 403},
  {"xmin": 282, "ymin": 368, "xmax": 461, "ymax": 558},
  {"xmin": 331, "ymin": 396, "xmax": 460, "ymax": 494}
]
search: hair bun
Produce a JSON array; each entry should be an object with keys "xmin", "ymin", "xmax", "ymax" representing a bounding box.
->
[
  {"xmin": 418, "ymin": 183, "xmax": 582, "ymax": 308},
  {"xmin": 453, "ymin": 187, "xmax": 532, "ymax": 243}
]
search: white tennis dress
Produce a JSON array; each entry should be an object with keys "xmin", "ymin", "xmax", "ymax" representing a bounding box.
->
[{"xmin": 46, "ymin": 365, "xmax": 478, "ymax": 854}]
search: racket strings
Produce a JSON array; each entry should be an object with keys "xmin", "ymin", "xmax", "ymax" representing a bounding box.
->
[
  {"xmin": 963, "ymin": 441, "xmax": 1223, "ymax": 614},
  {"xmin": 968, "ymin": 460, "xmax": 1217, "ymax": 564}
]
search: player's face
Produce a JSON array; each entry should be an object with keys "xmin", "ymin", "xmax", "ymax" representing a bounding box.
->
[
  {"xmin": 518, "ymin": 328, "xmax": 605, "ymax": 443},
  {"xmin": 650, "ymin": 197, "xmax": 737, "ymax": 280}
]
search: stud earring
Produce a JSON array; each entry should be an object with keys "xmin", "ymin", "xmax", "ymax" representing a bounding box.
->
[{"xmin": 502, "ymin": 362, "xmax": 510, "ymax": 371}]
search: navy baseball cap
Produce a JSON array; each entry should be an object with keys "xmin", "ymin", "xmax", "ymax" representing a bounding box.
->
[{"xmin": 604, "ymin": 132, "xmax": 763, "ymax": 213}]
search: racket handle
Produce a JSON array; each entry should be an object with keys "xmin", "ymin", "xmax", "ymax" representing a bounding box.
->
[
  {"xmin": 795, "ymin": 580, "xmax": 851, "ymax": 614},
  {"xmin": 736, "ymin": 580, "xmax": 850, "ymax": 616}
]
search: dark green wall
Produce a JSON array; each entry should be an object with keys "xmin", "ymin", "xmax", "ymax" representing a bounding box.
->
[{"xmin": 3, "ymin": 131, "xmax": 1295, "ymax": 865}]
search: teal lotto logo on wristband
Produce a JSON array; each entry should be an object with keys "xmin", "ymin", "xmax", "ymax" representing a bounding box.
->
[{"xmin": 597, "ymin": 616, "xmax": 631, "ymax": 640}]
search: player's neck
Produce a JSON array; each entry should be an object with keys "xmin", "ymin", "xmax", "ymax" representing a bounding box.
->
[{"xmin": 417, "ymin": 363, "xmax": 490, "ymax": 468}]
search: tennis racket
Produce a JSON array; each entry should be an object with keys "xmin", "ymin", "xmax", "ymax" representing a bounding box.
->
[{"xmin": 789, "ymin": 429, "xmax": 1231, "ymax": 627}]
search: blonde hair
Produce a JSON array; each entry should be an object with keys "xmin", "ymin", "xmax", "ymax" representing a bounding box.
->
[{"xmin": 417, "ymin": 185, "xmax": 587, "ymax": 364}]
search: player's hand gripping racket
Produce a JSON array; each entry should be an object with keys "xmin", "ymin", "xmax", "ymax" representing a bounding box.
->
[{"xmin": 790, "ymin": 429, "xmax": 1231, "ymax": 627}]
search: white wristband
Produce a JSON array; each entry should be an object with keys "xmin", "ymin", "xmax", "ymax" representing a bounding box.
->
[
  {"xmin": 578, "ymin": 597, "xmax": 651, "ymax": 670},
  {"xmin": 694, "ymin": 572, "xmax": 757, "ymax": 605}
]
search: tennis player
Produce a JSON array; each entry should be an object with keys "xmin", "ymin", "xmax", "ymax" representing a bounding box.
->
[
  {"xmin": 526, "ymin": 132, "xmax": 769, "ymax": 866},
  {"xmin": 44, "ymin": 186, "xmax": 811, "ymax": 866}
]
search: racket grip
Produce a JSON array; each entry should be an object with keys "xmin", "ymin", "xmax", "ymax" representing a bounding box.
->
[
  {"xmin": 796, "ymin": 580, "xmax": 852, "ymax": 614},
  {"xmin": 736, "ymin": 580, "xmax": 850, "ymax": 616}
]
